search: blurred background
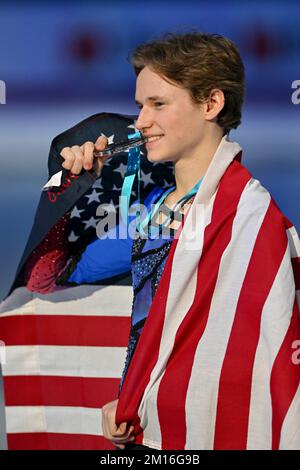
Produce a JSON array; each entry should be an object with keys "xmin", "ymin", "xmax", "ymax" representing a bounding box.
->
[{"xmin": 0, "ymin": 0, "xmax": 299, "ymax": 450}]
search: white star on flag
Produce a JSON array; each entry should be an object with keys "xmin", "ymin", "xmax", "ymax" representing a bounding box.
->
[
  {"xmin": 140, "ymin": 169, "xmax": 155, "ymax": 187},
  {"xmin": 82, "ymin": 216, "xmax": 99, "ymax": 230},
  {"xmin": 127, "ymin": 123, "xmax": 139, "ymax": 133},
  {"xmin": 113, "ymin": 162, "xmax": 127, "ymax": 179},
  {"xmin": 84, "ymin": 189, "xmax": 102, "ymax": 204},
  {"xmin": 68, "ymin": 230, "xmax": 79, "ymax": 242},
  {"xmin": 163, "ymin": 178, "xmax": 173, "ymax": 188},
  {"xmin": 101, "ymin": 133, "xmax": 114, "ymax": 145},
  {"xmin": 92, "ymin": 179, "xmax": 104, "ymax": 190},
  {"xmin": 70, "ymin": 206, "xmax": 85, "ymax": 219}
]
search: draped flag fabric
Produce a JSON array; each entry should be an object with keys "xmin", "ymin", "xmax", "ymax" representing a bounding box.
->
[
  {"xmin": 0, "ymin": 285, "xmax": 132, "ymax": 450},
  {"xmin": 116, "ymin": 137, "xmax": 300, "ymax": 450},
  {"xmin": 0, "ymin": 112, "xmax": 174, "ymax": 450}
]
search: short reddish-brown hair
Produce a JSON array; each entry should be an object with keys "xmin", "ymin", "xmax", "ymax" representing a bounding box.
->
[{"xmin": 129, "ymin": 31, "xmax": 245, "ymax": 134}]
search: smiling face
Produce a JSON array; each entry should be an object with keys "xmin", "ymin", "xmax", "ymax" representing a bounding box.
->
[{"xmin": 134, "ymin": 66, "xmax": 209, "ymax": 163}]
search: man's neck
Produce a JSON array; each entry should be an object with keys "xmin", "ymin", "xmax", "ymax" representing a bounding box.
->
[{"xmin": 169, "ymin": 131, "xmax": 224, "ymax": 204}]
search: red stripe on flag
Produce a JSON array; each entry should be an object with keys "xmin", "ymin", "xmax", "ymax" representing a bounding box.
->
[
  {"xmin": 4, "ymin": 376, "xmax": 120, "ymax": 407},
  {"xmin": 270, "ymin": 298, "xmax": 300, "ymax": 450},
  {"xmin": 214, "ymin": 200, "xmax": 287, "ymax": 449},
  {"xmin": 7, "ymin": 433, "xmax": 115, "ymax": 450},
  {"xmin": 0, "ymin": 315, "xmax": 130, "ymax": 346},
  {"xmin": 157, "ymin": 161, "xmax": 251, "ymax": 449}
]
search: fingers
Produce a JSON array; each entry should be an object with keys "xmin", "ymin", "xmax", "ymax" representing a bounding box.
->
[
  {"xmin": 113, "ymin": 435, "xmax": 136, "ymax": 450},
  {"xmin": 81, "ymin": 141, "xmax": 94, "ymax": 171},
  {"xmin": 101, "ymin": 399, "xmax": 136, "ymax": 450},
  {"xmin": 70, "ymin": 145, "xmax": 85, "ymax": 175},
  {"xmin": 110, "ymin": 424, "xmax": 135, "ymax": 445},
  {"xmin": 112, "ymin": 422, "xmax": 127, "ymax": 435},
  {"xmin": 95, "ymin": 135, "xmax": 108, "ymax": 151},
  {"xmin": 60, "ymin": 147, "xmax": 76, "ymax": 171},
  {"xmin": 114, "ymin": 437, "xmax": 135, "ymax": 450},
  {"xmin": 101, "ymin": 399, "xmax": 121, "ymax": 440},
  {"xmin": 60, "ymin": 135, "xmax": 109, "ymax": 176},
  {"xmin": 93, "ymin": 135, "xmax": 110, "ymax": 176},
  {"xmin": 102, "ymin": 421, "xmax": 135, "ymax": 449},
  {"xmin": 60, "ymin": 145, "xmax": 84, "ymax": 174},
  {"xmin": 112, "ymin": 424, "xmax": 134, "ymax": 438},
  {"xmin": 110, "ymin": 425, "xmax": 135, "ymax": 450}
]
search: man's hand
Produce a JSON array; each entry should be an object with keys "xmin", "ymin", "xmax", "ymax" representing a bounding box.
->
[
  {"xmin": 60, "ymin": 135, "xmax": 110, "ymax": 177},
  {"xmin": 102, "ymin": 399, "xmax": 135, "ymax": 449}
]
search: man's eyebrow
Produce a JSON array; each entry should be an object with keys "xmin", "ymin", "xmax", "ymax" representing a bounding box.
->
[{"xmin": 135, "ymin": 96, "xmax": 165, "ymax": 104}]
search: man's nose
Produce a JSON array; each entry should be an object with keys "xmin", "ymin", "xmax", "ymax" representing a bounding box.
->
[{"xmin": 135, "ymin": 108, "xmax": 152, "ymax": 131}]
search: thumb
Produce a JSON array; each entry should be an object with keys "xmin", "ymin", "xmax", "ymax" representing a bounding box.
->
[
  {"xmin": 119, "ymin": 422, "xmax": 127, "ymax": 432},
  {"xmin": 113, "ymin": 421, "xmax": 127, "ymax": 435},
  {"xmin": 111, "ymin": 423, "xmax": 127, "ymax": 437},
  {"xmin": 95, "ymin": 135, "xmax": 108, "ymax": 150}
]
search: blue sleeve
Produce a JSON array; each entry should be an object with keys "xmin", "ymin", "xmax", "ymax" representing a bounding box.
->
[
  {"xmin": 67, "ymin": 235, "xmax": 132, "ymax": 283},
  {"xmin": 67, "ymin": 186, "xmax": 164, "ymax": 284}
]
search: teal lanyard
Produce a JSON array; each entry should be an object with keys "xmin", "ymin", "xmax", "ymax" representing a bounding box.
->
[
  {"xmin": 120, "ymin": 132, "xmax": 142, "ymax": 230},
  {"xmin": 120, "ymin": 132, "xmax": 202, "ymax": 237},
  {"xmin": 138, "ymin": 178, "xmax": 202, "ymax": 237}
]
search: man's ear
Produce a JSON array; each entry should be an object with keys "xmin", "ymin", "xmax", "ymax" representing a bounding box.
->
[{"xmin": 204, "ymin": 89, "xmax": 225, "ymax": 121}]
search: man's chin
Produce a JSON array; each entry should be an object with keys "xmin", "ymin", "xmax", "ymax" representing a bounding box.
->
[{"xmin": 146, "ymin": 151, "xmax": 170, "ymax": 164}]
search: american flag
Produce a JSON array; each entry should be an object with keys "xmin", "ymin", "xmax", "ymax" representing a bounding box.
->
[
  {"xmin": 0, "ymin": 112, "xmax": 174, "ymax": 450},
  {"xmin": 0, "ymin": 284, "xmax": 132, "ymax": 450},
  {"xmin": 116, "ymin": 137, "xmax": 300, "ymax": 450}
]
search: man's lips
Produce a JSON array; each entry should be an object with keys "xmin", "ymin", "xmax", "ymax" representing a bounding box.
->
[{"xmin": 145, "ymin": 135, "xmax": 164, "ymax": 147}]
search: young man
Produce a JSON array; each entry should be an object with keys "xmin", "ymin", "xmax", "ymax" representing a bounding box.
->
[{"xmin": 30, "ymin": 32, "xmax": 300, "ymax": 450}]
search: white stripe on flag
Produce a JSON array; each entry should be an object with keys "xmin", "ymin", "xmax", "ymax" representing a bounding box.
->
[
  {"xmin": 287, "ymin": 226, "xmax": 300, "ymax": 259},
  {"xmin": 287, "ymin": 225, "xmax": 300, "ymax": 311},
  {"xmin": 6, "ymin": 406, "xmax": 103, "ymax": 435},
  {"xmin": 2, "ymin": 345, "xmax": 126, "ymax": 378},
  {"xmin": 247, "ymin": 245, "xmax": 295, "ymax": 449},
  {"xmin": 279, "ymin": 383, "xmax": 300, "ymax": 449},
  {"xmin": 185, "ymin": 178, "xmax": 270, "ymax": 449},
  {"xmin": 0, "ymin": 285, "xmax": 133, "ymax": 317}
]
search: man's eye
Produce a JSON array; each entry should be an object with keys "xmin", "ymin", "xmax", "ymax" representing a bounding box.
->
[{"xmin": 136, "ymin": 102, "xmax": 164, "ymax": 110}]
